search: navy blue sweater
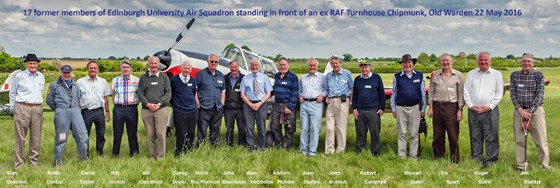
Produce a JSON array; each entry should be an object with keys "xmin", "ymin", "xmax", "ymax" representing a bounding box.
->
[
  {"xmin": 352, "ymin": 73, "xmax": 385, "ymax": 111},
  {"xmin": 394, "ymin": 71, "xmax": 423, "ymax": 106},
  {"xmin": 171, "ymin": 75, "xmax": 198, "ymax": 113}
]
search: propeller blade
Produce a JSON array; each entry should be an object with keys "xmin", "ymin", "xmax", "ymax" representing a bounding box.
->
[{"xmin": 165, "ymin": 17, "xmax": 196, "ymax": 55}]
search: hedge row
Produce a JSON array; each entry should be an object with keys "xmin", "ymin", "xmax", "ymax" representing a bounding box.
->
[{"xmin": 0, "ymin": 71, "xmax": 147, "ymax": 84}]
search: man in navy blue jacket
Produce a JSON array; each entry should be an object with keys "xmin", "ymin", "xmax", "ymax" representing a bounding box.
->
[{"xmin": 352, "ymin": 62, "xmax": 385, "ymax": 156}]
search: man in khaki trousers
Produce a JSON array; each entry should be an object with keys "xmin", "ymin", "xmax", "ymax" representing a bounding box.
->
[
  {"xmin": 510, "ymin": 53, "xmax": 550, "ymax": 171},
  {"xmin": 138, "ymin": 57, "xmax": 171, "ymax": 160},
  {"xmin": 325, "ymin": 56, "xmax": 353, "ymax": 154},
  {"xmin": 10, "ymin": 54, "xmax": 45, "ymax": 168}
]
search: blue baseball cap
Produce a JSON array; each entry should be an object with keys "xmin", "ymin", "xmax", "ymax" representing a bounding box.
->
[{"xmin": 60, "ymin": 64, "xmax": 72, "ymax": 73}]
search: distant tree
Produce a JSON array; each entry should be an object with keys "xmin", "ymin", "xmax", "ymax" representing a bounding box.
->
[
  {"xmin": 241, "ymin": 45, "xmax": 252, "ymax": 52},
  {"xmin": 417, "ymin": 52, "xmax": 430, "ymax": 64},
  {"xmin": 429, "ymin": 53, "xmax": 438, "ymax": 63},
  {"xmin": 467, "ymin": 53, "xmax": 477, "ymax": 60},
  {"xmin": 0, "ymin": 51, "xmax": 25, "ymax": 72},
  {"xmin": 120, "ymin": 56, "xmax": 128, "ymax": 60},
  {"xmin": 136, "ymin": 56, "xmax": 141, "ymax": 60},
  {"xmin": 506, "ymin": 54, "xmax": 515, "ymax": 59},
  {"xmin": 223, "ymin": 43, "xmax": 235, "ymax": 53},
  {"xmin": 108, "ymin": 56, "xmax": 117, "ymax": 60},
  {"xmin": 143, "ymin": 55, "xmax": 150, "ymax": 60},
  {"xmin": 274, "ymin": 54, "xmax": 283, "ymax": 62},
  {"xmin": 342, "ymin": 53, "xmax": 353, "ymax": 62},
  {"xmin": 51, "ymin": 58, "xmax": 63, "ymax": 70}
]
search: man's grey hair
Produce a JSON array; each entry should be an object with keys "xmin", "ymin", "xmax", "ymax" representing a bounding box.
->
[
  {"xmin": 208, "ymin": 54, "xmax": 219, "ymax": 60},
  {"xmin": 439, "ymin": 53, "xmax": 452, "ymax": 60},
  {"xmin": 250, "ymin": 57, "xmax": 260, "ymax": 64},
  {"xmin": 182, "ymin": 60, "xmax": 192, "ymax": 67},
  {"xmin": 477, "ymin": 51, "xmax": 491, "ymax": 60},
  {"xmin": 306, "ymin": 58, "xmax": 319, "ymax": 65},
  {"xmin": 329, "ymin": 55, "xmax": 342, "ymax": 63},
  {"xmin": 521, "ymin": 52, "xmax": 535, "ymax": 62}
]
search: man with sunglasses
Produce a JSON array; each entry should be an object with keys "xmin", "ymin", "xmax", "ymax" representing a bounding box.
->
[{"xmin": 196, "ymin": 54, "xmax": 226, "ymax": 147}]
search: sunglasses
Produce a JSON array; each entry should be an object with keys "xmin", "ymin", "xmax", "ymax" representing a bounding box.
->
[{"xmin": 209, "ymin": 60, "xmax": 219, "ymax": 64}]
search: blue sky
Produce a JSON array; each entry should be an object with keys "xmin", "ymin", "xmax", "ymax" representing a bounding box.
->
[{"xmin": 1, "ymin": 0, "xmax": 559, "ymax": 59}]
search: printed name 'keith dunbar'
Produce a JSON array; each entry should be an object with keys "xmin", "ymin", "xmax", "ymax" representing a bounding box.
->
[{"xmin": 107, "ymin": 9, "xmax": 185, "ymax": 17}]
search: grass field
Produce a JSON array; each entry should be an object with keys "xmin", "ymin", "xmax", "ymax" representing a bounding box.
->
[{"xmin": 1, "ymin": 68, "xmax": 559, "ymax": 187}]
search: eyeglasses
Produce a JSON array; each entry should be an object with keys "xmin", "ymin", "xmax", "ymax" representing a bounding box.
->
[{"xmin": 209, "ymin": 60, "xmax": 218, "ymax": 64}]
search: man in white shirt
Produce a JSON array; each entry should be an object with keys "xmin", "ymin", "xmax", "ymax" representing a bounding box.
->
[
  {"xmin": 77, "ymin": 60, "xmax": 111, "ymax": 156},
  {"xmin": 464, "ymin": 51, "xmax": 503, "ymax": 168}
]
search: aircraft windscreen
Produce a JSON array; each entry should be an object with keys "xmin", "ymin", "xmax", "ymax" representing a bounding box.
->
[
  {"xmin": 260, "ymin": 59, "xmax": 276, "ymax": 78},
  {"xmin": 223, "ymin": 48, "xmax": 247, "ymax": 70}
]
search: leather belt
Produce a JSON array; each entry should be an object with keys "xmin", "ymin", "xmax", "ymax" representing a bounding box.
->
[
  {"xmin": 329, "ymin": 96, "xmax": 348, "ymax": 99},
  {"xmin": 433, "ymin": 101, "xmax": 457, "ymax": 105},
  {"xmin": 115, "ymin": 104, "xmax": 138, "ymax": 107},
  {"xmin": 521, "ymin": 106, "xmax": 530, "ymax": 109},
  {"xmin": 249, "ymin": 100, "xmax": 261, "ymax": 104},
  {"xmin": 17, "ymin": 102, "xmax": 41, "ymax": 107},
  {"xmin": 303, "ymin": 98, "xmax": 317, "ymax": 101}
]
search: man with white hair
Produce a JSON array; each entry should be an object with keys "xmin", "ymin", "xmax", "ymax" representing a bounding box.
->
[
  {"xmin": 240, "ymin": 57, "xmax": 272, "ymax": 151},
  {"xmin": 170, "ymin": 61, "xmax": 199, "ymax": 156},
  {"xmin": 464, "ymin": 51, "xmax": 503, "ymax": 168}
]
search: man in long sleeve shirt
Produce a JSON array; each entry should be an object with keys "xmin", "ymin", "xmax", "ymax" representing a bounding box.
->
[
  {"xmin": 299, "ymin": 58, "xmax": 327, "ymax": 156},
  {"xmin": 138, "ymin": 57, "xmax": 171, "ymax": 160},
  {"xmin": 240, "ymin": 58, "xmax": 273, "ymax": 151},
  {"xmin": 390, "ymin": 54, "xmax": 426, "ymax": 159},
  {"xmin": 325, "ymin": 56, "xmax": 353, "ymax": 154},
  {"xmin": 196, "ymin": 54, "xmax": 226, "ymax": 147},
  {"xmin": 463, "ymin": 51, "xmax": 503, "ymax": 168},
  {"xmin": 427, "ymin": 53, "xmax": 464, "ymax": 163},
  {"xmin": 270, "ymin": 57, "xmax": 299, "ymax": 148},
  {"xmin": 352, "ymin": 62, "xmax": 385, "ymax": 156},
  {"xmin": 510, "ymin": 53, "xmax": 549, "ymax": 171},
  {"xmin": 10, "ymin": 54, "xmax": 45, "ymax": 168}
]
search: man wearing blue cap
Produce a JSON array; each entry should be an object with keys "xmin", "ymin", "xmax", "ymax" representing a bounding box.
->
[{"xmin": 46, "ymin": 64, "xmax": 89, "ymax": 166}]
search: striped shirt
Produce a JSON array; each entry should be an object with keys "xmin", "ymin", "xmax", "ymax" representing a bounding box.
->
[
  {"xmin": 111, "ymin": 74, "xmax": 139, "ymax": 105},
  {"xmin": 273, "ymin": 71, "xmax": 299, "ymax": 111},
  {"xmin": 510, "ymin": 69, "xmax": 544, "ymax": 113}
]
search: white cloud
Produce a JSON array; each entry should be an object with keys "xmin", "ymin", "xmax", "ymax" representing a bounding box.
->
[
  {"xmin": 0, "ymin": 0, "xmax": 559, "ymax": 59},
  {"xmin": 546, "ymin": 37, "xmax": 558, "ymax": 44}
]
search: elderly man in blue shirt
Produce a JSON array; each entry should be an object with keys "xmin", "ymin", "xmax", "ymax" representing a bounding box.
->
[
  {"xmin": 10, "ymin": 54, "xmax": 45, "ymax": 168},
  {"xmin": 270, "ymin": 57, "xmax": 299, "ymax": 149},
  {"xmin": 240, "ymin": 57, "xmax": 273, "ymax": 151},
  {"xmin": 325, "ymin": 55, "xmax": 353, "ymax": 154},
  {"xmin": 299, "ymin": 58, "xmax": 327, "ymax": 156},
  {"xmin": 196, "ymin": 54, "xmax": 226, "ymax": 147}
]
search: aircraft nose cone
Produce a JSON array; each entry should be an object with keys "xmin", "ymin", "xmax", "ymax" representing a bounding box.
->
[{"xmin": 154, "ymin": 50, "xmax": 171, "ymax": 69}]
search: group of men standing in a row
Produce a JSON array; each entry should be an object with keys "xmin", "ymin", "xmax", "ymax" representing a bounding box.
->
[{"xmin": 11, "ymin": 51, "xmax": 549, "ymax": 171}]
